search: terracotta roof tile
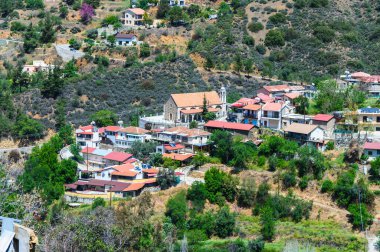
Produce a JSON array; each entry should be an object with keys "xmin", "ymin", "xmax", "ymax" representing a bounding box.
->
[
  {"xmin": 105, "ymin": 126, "xmax": 122, "ymax": 132},
  {"xmin": 262, "ymin": 102, "xmax": 283, "ymax": 111},
  {"xmin": 363, "ymin": 142, "xmax": 380, "ymax": 150},
  {"xmin": 119, "ymin": 126, "xmax": 148, "ymax": 135},
  {"xmin": 284, "ymin": 92, "xmax": 301, "ymax": 99},
  {"xmin": 127, "ymin": 8, "xmax": 145, "ymax": 15},
  {"xmin": 313, "ymin": 114, "xmax": 334, "ymax": 122},
  {"xmin": 81, "ymin": 147, "xmax": 96, "ymax": 154},
  {"xmin": 242, "ymin": 104, "xmax": 261, "ymax": 111},
  {"xmin": 103, "ymin": 152, "xmax": 133, "ymax": 162},
  {"xmin": 164, "ymin": 126, "xmax": 211, "ymax": 137},
  {"xmin": 123, "ymin": 183, "xmax": 145, "ymax": 191},
  {"xmin": 204, "ymin": 120, "xmax": 254, "ymax": 131},
  {"xmin": 171, "ymin": 91, "xmax": 221, "ymax": 107},
  {"xmin": 163, "ymin": 153, "xmax": 194, "ymax": 161}
]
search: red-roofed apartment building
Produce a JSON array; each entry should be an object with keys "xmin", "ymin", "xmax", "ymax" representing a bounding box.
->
[
  {"xmin": 204, "ymin": 120, "xmax": 255, "ymax": 137},
  {"xmin": 363, "ymin": 142, "xmax": 380, "ymax": 160},
  {"xmin": 261, "ymin": 103, "xmax": 294, "ymax": 130},
  {"xmin": 312, "ymin": 114, "xmax": 336, "ymax": 133},
  {"xmin": 257, "ymin": 85, "xmax": 305, "ymax": 98}
]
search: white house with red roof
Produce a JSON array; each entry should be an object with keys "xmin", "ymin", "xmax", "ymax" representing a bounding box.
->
[
  {"xmin": 115, "ymin": 33, "xmax": 138, "ymax": 46},
  {"xmin": 114, "ymin": 126, "xmax": 150, "ymax": 148},
  {"xmin": 312, "ymin": 114, "xmax": 336, "ymax": 133},
  {"xmin": 363, "ymin": 142, "xmax": 380, "ymax": 160},
  {"xmin": 261, "ymin": 102, "xmax": 293, "ymax": 130},
  {"xmin": 75, "ymin": 123, "xmax": 101, "ymax": 148}
]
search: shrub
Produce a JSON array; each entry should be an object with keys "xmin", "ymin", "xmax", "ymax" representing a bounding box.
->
[
  {"xmin": 299, "ymin": 176, "xmax": 308, "ymax": 191},
  {"xmin": 256, "ymin": 44, "xmax": 266, "ymax": 55},
  {"xmin": 257, "ymin": 156, "xmax": 266, "ymax": 166},
  {"xmin": 348, "ymin": 203, "xmax": 373, "ymax": 230},
  {"xmin": 248, "ymin": 22, "xmax": 264, "ymax": 32},
  {"xmin": 321, "ymin": 179, "xmax": 334, "ymax": 193},
  {"xmin": 265, "ymin": 29, "xmax": 285, "ymax": 47},
  {"xmin": 92, "ymin": 197, "xmax": 106, "ymax": 209},
  {"xmin": 313, "ymin": 25, "xmax": 335, "ymax": 43},
  {"xmin": 215, "ymin": 207, "xmax": 235, "ymax": 238},
  {"xmin": 326, "ymin": 141, "xmax": 334, "ymax": 150},
  {"xmin": 268, "ymin": 13, "xmax": 287, "ymax": 25},
  {"xmin": 282, "ymin": 172, "xmax": 297, "ymax": 188}
]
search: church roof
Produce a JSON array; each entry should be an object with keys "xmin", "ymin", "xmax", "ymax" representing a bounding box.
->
[{"xmin": 170, "ymin": 91, "xmax": 222, "ymax": 107}]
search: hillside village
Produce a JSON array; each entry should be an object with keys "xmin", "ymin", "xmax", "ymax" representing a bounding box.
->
[{"xmin": 2, "ymin": 0, "xmax": 380, "ymax": 251}]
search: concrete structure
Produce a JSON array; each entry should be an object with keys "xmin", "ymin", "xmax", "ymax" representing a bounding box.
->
[
  {"xmin": 241, "ymin": 104, "xmax": 262, "ymax": 126},
  {"xmin": 81, "ymin": 147, "xmax": 112, "ymax": 169},
  {"xmin": 115, "ymin": 33, "xmax": 138, "ymax": 46},
  {"xmin": 114, "ymin": 126, "xmax": 150, "ymax": 148},
  {"xmin": 0, "ymin": 217, "xmax": 38, "ymax": 252},
  {"xmin": 356, "ymin": 107, "xmax": 380, "ymax": 132},
  {"xmin": 163, "ymin": 87, "xmax": 227, "ymax": 123},
  {"xmin": 282, "ymin": 113, "xmax": 313, "ymax": 128},
  {"xmin": 363, "ymin": 142, "xmax": 380, "ymax": 160},
  {"xmin": 283, "ymin": 123, "xmax": 325, "ymax": 150},
  {"xmin": 122, "ymin": 8, "xmax": 145, "ymax": 26},
  {"xmin": 102, "ymin": 151, "xmax": 133, "ymax": 166}
]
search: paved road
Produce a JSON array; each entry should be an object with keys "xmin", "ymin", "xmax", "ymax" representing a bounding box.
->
[{"xmin": 55, "ymin": 44, "xmax": 85, "ymax": 62}]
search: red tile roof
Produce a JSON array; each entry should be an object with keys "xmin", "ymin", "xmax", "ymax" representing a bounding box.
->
[
  {"xmin": 363, "ymin": 142, "xmax": 380, "ymax": 150},
  {"xmin": 262, "ymin": 102, "xmax": 283, "ymax": 111},
  {"xmin": 164, "ymin": 126, "xmax": 211, "ymax": 137},
  {"xmin": 351, "ymin": 72, "xmax": 370, "ymax": 79},
  {"xmin": 242, "ymin": 104, "xmax": 261, "ymax": 111},
  {"xmin": 284, "ymin": 92, "xmax": 301, "ymax": 99},
  {"xmin": 204, "ymin": 120, "xmax": 254, "ymax": 131},
  {"xmin": 163, "ymin": 153, "xmax": 194, "ymax": 161},
  {"xmin": 105, "ymin": 126, "xmax": 122, "ymax": 132},
  {"xmin": 313, "ymin": 114, "xmax": 334, "ymax": 122},
  {"xmin": 111, "ymin": 163, "xmax": 137, "ymax": 177},
  {"xmin": 362, "ymin": 75, "xmax": 380, "ymax": 83},
  {"xmin": 80, "ymin": 125, "xmax": 93, "ymax": 131},
  {"xmin": 119, "ymin": 126, "xmax": 148, "ymax": 135},
  {"xmin": 81, "ymin": 147, "xmax": 96, "ymax": 154},
  {"xmin": 256, "ymin": 93, "xmax": 274, "ymax": 102},
  {"xmin": 123, "ymin": 183, "xmax": 145, "ymax": 192},
  {"xmin": 77, "ymin": 132, "xmax": 93, "ymax": 135},
  {"xmin": 103, "ymin": 152, "xmax": 133, "ymax": 162},
  {"xmin": 263, "ymin": 85, "xmax": 290, "ymax": 92},
  {"xmin": 164, "ymin": 143, "xmax": 185, "ymax": 151},
  {"xmin": 180, "ymin": 107, "xmax": 219, "ymax": 114},
  {"xmin": 127, "ymin": 8, "xmax": 145, "ymax": 15},
  {"xmin": 171, "ymin": 91, "xmax": 222, "ymax": 107},
  {"xmin": 142, "ymin": 168, "xmax": 159, "ymax": 174}
]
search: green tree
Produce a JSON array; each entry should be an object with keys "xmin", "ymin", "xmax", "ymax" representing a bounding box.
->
[
  {"xmin": 293, "ymin": 96, "xmax": 309, "ymax": 114},
  {"xmin": 25, "ymin": 0, "xmax": 44, "ymax": 9},
  {"xmin": 215, "ymin": 206, "xmax": 235, "ymax": 238},
  {"xmin": 157, "ymin": 169, "xmax": 177, "ymax": 189},
  {"xmin": 129, "ymin": 141, "xmax": 157, "ymax": 160},
  {"xmin": 55, "ymin": 99, "xmax": 66, "ymax": 130},
  {"xmin": 233, "ymin": 54, "xmax": 243, "ymax": 74},
  {"xmin": 369, "ymin": 157, "xmax": 380, "ymax": 182},
  {"xmin": 84, "ymin": 0, "xmax": 100, "ymax": 8},
  {"xmin": 11, "ymin": 63, "xmax": 29, "ymax": 93},
  {"xmin": 237, "ymin": 177, "xmax": 256, "ymax": 208},
  {"xmin": 59, "ymin": 4, "xmax": 69, "ymax": 18},
  {"xmin": 40, "ymin": 13, "xmax": 56, "ymax": 44},
  {"xmin": 41, "ymin": 67, "xmax": 64, "ymax": 98},
  {"xmin": 168, "ymin": 6, "xmax": 185, "ymax": 25},
  {"xmin": 294, "ymin": 146, "xmax": 326, "ymax": 179},
  {"xmin": 157, "ymin": 0, "xmax": 170, "ymax": 19},
  {"xmin": 347, "ymin": 203, "xmax": 373, "ymax": 230},
  {"xmin": 187, "ymin": 4, "xmax": 200, "ymax": 18},
  {"xmin": 13, "ymin": 114, "xmax": 45, "ymax": 140},
  {"xmin": 107, "ymin": 35, "xmax": 116, "ymax": 47},
  {"xmin": 165, "ymin": 190, "xmax": 187, "ymax": 231},
  {"xmin": 90, "ymin": 109, "xmax": 117, "ymax": 127},
  {"xmin": 264, "ymin": 29, "xmax": 285, "ymax": 47},
  {"xmin": 189, "ymin": 120, "xmax": 198, "ymax": 129},
  {"xmin": 23, "ymin": 23, "xmax": 39, "ymax": 53},
  {"xmin": 187, "ymin": 181, "xmax": 207, "ymax": 212},
  {"xmin": 191, "ymin": 151, "xmax": 207, "ymax": 168},
  {"xmin": 314, "ymin": 79, "xmax": 344, "ymax": 113},
  {"xmin": 140, "ymin": 43, "xmax": 151, "ymax": 58},
  {"xmin": 231, "ymin": 141, "xmax": 256, "ymax": 170},
  {"xmin": 58, "ymin": 124, "xmax": 74, "ymax": 145},
  {"xmin": 260, "ymin": 206, "xmax": 275, "ymax": 241},
  {"xmin": 209, "ymin": 130, "xmax": 233, "ymax": 163},
  {"xmin": 248, "ymin": 22, "xmax": 264, "ymax": 32},
  {"xmin": 204, "ymin": 55, "xmax": 214, "ymax": 70},
  {"xmin": 63, "ymin": 60, "xmax": 78, "ymax": 78},
  {"xmin": 243, "ymin": 59, "xmax": 254, "ymax": 76}
]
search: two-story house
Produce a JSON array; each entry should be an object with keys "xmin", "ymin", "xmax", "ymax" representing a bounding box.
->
[
  {"xmin": 312, "ymin": 114, "xmax": 336, "ymax": 134},
  {"xmin": 261, "ymin": 103, "xmax": 293, "ymax": 130},
  {"xmin": 357, "ymin": 107, "xmax": 380, "ymax": 131},
  {"xmin": 114, "ymin": 127, "xmax": 150, "ymax": 148},
  {"xmin": 283, "ymin": 123, "xmax": 325, "ymax": 150},
  {"xmin": 75, "ymin": 124, "xmax": 102, "ymax": 148},
  {"xmin": 242, "ymin": 104, "xmax": 262, "ymax": 126},
  {"xmin": 153, "ymin": 126, "xmax": 211, "ymax": 152},
  {"xmin": 122, "ymin": 8, "xmax": 145, "ymax": 26}
]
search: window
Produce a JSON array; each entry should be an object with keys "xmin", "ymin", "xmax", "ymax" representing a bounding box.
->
[
  {"xmin": 368, "ymin": 151, "xmax": 373, "ymax": 156},
  {"xmin": 376, "ymin": 127, "xmax": 380, "ymax": 131},
  {"xmin": 377, "ymin": 117, "xmax": 380, "ymax": 122},
  {"xmin": 363, "ymin": 116, "xmax": 368, "ymax": 122},
  {"xmin": 377, "ymin": 150, "xmax": 380, "ymax": 155}
]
